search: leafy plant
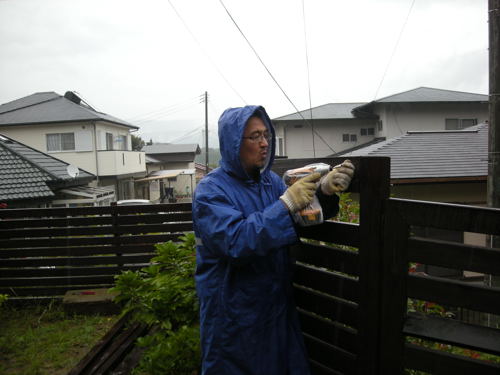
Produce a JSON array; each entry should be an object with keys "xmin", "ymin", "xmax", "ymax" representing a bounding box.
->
[
  {"xmin": 111, "ymin": 233, "xmax": 200, "ymax": 375},
  {"xmin": 0, "ymin": 294, "xmax": 7, "ymax": 308}
]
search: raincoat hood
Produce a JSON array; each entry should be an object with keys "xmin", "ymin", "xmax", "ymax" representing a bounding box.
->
[{"xmin": 218, "ymin": 105, "xmax": 276, "ymax": 180}]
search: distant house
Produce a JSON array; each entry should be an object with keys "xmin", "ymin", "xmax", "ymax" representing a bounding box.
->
[
  {"xmin": 0, "ymin": 91, "xmax": 146, "ymax": 200},
  {"xmin": 273, "ymin": 87, "xmax": 488, "ymax": 158},
  {"xmin": 339, "ymin": 124, "xmax": 489, "ymax": 279},
  {"xmin": 0, "ymin": 134, "xmax": 114, "ymax": 208},
  {"xmin": 137, "ymin": 143, "xmax": 201, "ymax": 202}
]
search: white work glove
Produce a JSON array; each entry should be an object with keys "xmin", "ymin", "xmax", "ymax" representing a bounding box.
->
[
  {"xmin": 320, "ymin": 160, "xmax": 355, "ymax": 195},
  {"xmin": 280, "ymin": 172, "xmax": 321, "ymax": 213}
]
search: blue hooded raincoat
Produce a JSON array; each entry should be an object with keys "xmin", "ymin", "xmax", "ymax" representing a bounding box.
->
[{"xmin": 193, "ymin": 105, "xmax": 311, "ymax": 375}]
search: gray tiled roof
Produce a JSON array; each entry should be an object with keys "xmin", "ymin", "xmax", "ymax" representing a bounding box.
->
[
  {"xmin": 273, "ymin": 103, "xmax": 367, "ymax": 121},
  {"xmin": 0, "ymin": 134, "xmax": 94, "ymax": 201},
  {"xmin": 339, "ymin": 123, "xmax": 488, "ymax": 180},
  {"xmin": 374, "ymin": 87, "xmax": 488, "ymax": 103},
  {"xmin": 0, "ymin": 91, "xmax": 138, "ymax": 129},
  {"xmin": 142, "ymin": 143, "xmax": 201, "ymax": 154}
]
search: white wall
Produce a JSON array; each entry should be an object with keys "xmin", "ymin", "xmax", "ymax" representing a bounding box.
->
[{"xmin": 376, "ymin": 102, "xmax": 489, "ymax": 139}]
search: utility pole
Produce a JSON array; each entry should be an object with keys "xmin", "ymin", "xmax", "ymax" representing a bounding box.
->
[
  {"xmin": 487, "ymin": 0, "xmax": 500, "ymax": 301},
  {"xmin": 488, "ymin": 0, "xmax": 500, "ymax": 209},
  {"xmin": 205, "ymin": 91, "xmax": 209, "ymax": 175}
]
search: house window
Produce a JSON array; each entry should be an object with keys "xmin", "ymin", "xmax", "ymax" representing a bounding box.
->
[
  {"xmin": 360, "ymin": 128, "xmax": 367, "ymax": 136},
  {"xmin": 46, "ymin": 133, "xmax": 75, "ymax": 151},
  {"xmin": 116, "ymin": 135, "xmax": 127, "ymax": 151},
  {"xmin": 106, "ymin": 133, "xmax": 113, "ymax": 150},
  {"xmin": 350, "ymin": 134, "xmax": 357, "ymax": 142},
  {"xmin": 342, "ymin": 134, "xmax": 349, "ymax": 142},
  {"xmin": 275, "ymin": 137, "xmax": 284, "ymax": 156},
  {"xmin": 445, "ymin": 118, "xmax": 477, "ymax": 130},
  {"xmin": 367, "ymin": 128, "xmax": 375, "ymax": 135}
]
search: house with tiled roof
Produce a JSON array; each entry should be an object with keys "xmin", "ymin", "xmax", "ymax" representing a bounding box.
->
[
  {"xmin": 0, "ymin": 134, "xmax": 115, "ymax": 208},
  {"xmin": 339, "ymin": 123, "xmax": 488, "ymax": 204},
  {"xmin": 272, "ymin": 87, "xmax": 488, "ymax": 158},
  {"xmin": 0, "ymin": 91, "xmax": 147, "ymax": 200}
]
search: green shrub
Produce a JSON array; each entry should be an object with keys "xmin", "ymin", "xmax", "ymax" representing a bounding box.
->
[{"xmin": 111, "ymin": 233, "xmax": 200, "ymax": 374}]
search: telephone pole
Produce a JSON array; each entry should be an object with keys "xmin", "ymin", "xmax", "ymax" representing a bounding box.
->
[
  {"xmin": 205, "ymin": 91, "xmax": 209, "ymax": 175},
  {"xmin": 488, "ymin": 0, "xmax": 500, "ymax": 210}
]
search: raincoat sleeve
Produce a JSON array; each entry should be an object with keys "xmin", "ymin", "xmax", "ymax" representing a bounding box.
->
[{"xmin": 193, "ymin": 182, "xmax": 298, "ymax": 260}]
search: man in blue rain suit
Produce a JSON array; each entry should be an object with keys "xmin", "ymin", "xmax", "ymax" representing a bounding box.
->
[{"xmin": 193, "ymin": 105, "xmax": 354, "ymax": 375}]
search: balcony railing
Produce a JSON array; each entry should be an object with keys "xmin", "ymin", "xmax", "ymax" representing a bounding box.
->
[{"xmin": 97, "ymin": 150, "xmax": 146, "ymax": 176}]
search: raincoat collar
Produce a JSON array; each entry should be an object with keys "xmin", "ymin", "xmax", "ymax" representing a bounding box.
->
[{"xmin": 218, "ymin": 105, "xmax": 276, "ymax": 181}]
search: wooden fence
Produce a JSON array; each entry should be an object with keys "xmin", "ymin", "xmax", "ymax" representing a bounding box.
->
[{"xmin": 1, "ymin": 156, "xmax": 500, "ymax": 374}]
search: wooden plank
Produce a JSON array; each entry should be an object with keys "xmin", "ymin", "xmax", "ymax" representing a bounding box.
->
[
  {"xmin": 298, "ymin": 308, "xmax": 358, "ymax": 354},
  {"xmin": 0, "ymin": 285, "xmax": 114, "ymax": 297},
  {"xmin": 309, "ymin": 359, "xmax": 345, "ymax": 375},
  {"xmin": 67, "ymin": 314, "xmax": 130, "ymax": 375},
  {"xmin": 291, "ymin": 242, "xmax": 359, "ymax": 276},
  {"xmin": 0, "ymin": 226, "xmax": 115, "ymax": 238},
  {"xmin": 294, "ymin": 285, "xmax": 358, "ymax": 328},
  {"xmin": 294, "ymin": 263, "xmax": 358, "ymax": 303},
  {"xmin": 0, "ymin": 202, "xmax": 191, "ymax": 219},
  {"xmin": 408, "ymin": 236, "xmax": 500, "ymax": 276},
  {"xmin": 356, "ymin": 156, "xmax": 391, "ymax": 375},
  {"xmin": 114, "ymin": 222, "xmax": 193, "ymax": 235},
  {"xmin": 378, "ymin": 199, "xmax": 409, "ymax": 374},
  {"xmin": 404, "ymin": 343, "xmax": 500, "ymax": 375},
  {"xmin": 404, "ymin": 313, "xmax": 500, "ymax": 356},
  {"xmin": 0, "ymin": 216, "xmax": 113, "ymax": 229},
  {"xmin": 390, "ymin": 198, "xmax": 500, "ymax": 236},
  {"xmin": 0, "ymin": 275, "xmax": 116, "ymax": 287},
  {"xmin": 0, "ymin": 265, "xmax": 143, "ymax": 278},
  {"xmin": 297, "ymin": 221, "xmax": 360, "ymax": 247},
  {"xmin": 407, "ymin": 274, "xmax": 500, "ymax": 315},
  {"xmin": 116, "ymin": 212, "xmax": 192, "ymax": 225},
  {"xmin": 0, "ymin": 254, "xmax": 153, "ymax": 268},
  {"xmin": 117, "ymin": 233, "xmax": 189, "ymax": 245},
  {"xmin": 303, "ymin": 333, "xmax": 357, "ymax": 375},
  {"xmin": 0, "ymin": 236, "xmax": 115, "ymax": 248},
  {"xmin": 0, "ymin": 244, "xmax": 157, "ymax": 259}
]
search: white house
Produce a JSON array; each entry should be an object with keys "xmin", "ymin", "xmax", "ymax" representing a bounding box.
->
[
  {"xmin": 0, "ymin": 91, "xmax": 147, "ymax": 200},
  {"xmin": 273, "ymin": 87, "xmax": 489, "ymax": 158}
]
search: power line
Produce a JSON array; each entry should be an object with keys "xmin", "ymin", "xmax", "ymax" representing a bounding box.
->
[
  {"xmin": 373, "ymin": 0, "xmax": 416, "ymax": 100},
  {"xmin": 167, "ymin": 0, "xmax": 247, "ymax": 104},
  {"xmin": 127, "ymin": 95, "xmax": 201, "ymax": 122},
  {"xmin": 133, "ymin": 101, "xmax": 201, "ymax": 124},
  {"xmin": 302, "ymin": 0, "xmax": 315, "ymax": 157},
  {"xmin": 218, "ymin": 0, "xmax": 336, "ymax": 154}
]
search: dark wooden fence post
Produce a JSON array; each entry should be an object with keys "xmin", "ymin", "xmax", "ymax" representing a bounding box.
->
[
  {"xmin": 356, "ymin": 157, "xmax": 390, "ymax": 375},
  {"xmin": 379, "ymin": 200, "xmax": 408, "ymax": 373}
]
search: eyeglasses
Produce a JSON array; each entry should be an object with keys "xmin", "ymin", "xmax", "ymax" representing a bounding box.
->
[{"xmin": 242, "ymin": 132, "xmax": 272, "ymax": 143}]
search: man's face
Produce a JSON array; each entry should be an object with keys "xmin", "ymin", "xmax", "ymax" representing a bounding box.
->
[{"xmin": 240, "ymin": 116, "xmax": 269, "ymax": 174}]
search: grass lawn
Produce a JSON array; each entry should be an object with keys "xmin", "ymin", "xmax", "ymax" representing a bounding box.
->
[{"xmin": 0, "ymin": 301, "xmax": 118, "ymax": 375}]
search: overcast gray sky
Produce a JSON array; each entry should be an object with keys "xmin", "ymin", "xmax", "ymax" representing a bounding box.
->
[{"xmin": 0, "ymin": 0, "xmax": 489, "ymax": 146}]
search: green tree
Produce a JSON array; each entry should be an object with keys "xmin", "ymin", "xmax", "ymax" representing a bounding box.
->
[{"xmin": 131, "ymin": 134, "xmax": 146, "ymax": 151}]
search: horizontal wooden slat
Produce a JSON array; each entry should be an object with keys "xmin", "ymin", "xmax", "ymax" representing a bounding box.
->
[
  {"xmin": 0, "ymin": 233, "xmax": 187, "ymax": 248},
  {"xmin": 404, "ymin": 343, "xmax": 500, "ymax": 375},
  {"xmin": 0, "ymin": 275, "xmax": 115, "ymax": 287},
  {"xmin": 0, "ymin": 203, "xmax": 191, "ymax": 219},
  {"xmin": 0, "ymin": 254, "xmax": 153, "ymax": 268},
  {"xmin": 294, "ymin": 264, "xmax": 358, "ymax": 303},
  {"xmin": 294, "ymin": 285, "xmax": 358, "ymax": 328},
  {"xmin": 292, "ymin": 242, "xmax": 358, "ymax": 276},
  {"xmin": 298, "ymin": 308, "xmax": 358, "ymax": 354},
  {"xmin": 404, "ymin": 313, "xmax": 500, "ymax": 356},
  {"xmin": 297, "ymin": 221, "xmax": 360, "ymax": 247},
  {"xmin": 0, "ymin": 216, "xmax": 113, "ymax": 229},
  {"xmin": 1, "ymin": 226, "xmax": 115, "ymax": 238},
  {"xmin": 303, "ymin": 333, "xmax": 357, "ymax": 375},
  {"xmin": 0, "ymin": 265, "xmax": 143, "ymax": 278},
  {"xmin": 408, "ymin": 236, "xmax": 500, "ymax": 276},
  {"xmin": 0, "ymin": 244, "xmax": 157, "ymax": 259},
  {"xmin": 309, "ymin": 359, "xmax": 344, "ymax": 375},
  {"xmin": 115, "ymin": 223, "xmax": 193, "ymax": 235},
  {"xmin": 116, "ymin": 213, "xmax": 192, "ymax": 225},
  {"xmin": 389, "ymin": 198, "xmax": 500, "ymax": 235},
  {"xmin": 407, "ymin": 274, "xmax": 500, "ymax": 315},
  {"xmin": 0, "ymin": 285, "xmax": 114, "ymax": 297}
]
